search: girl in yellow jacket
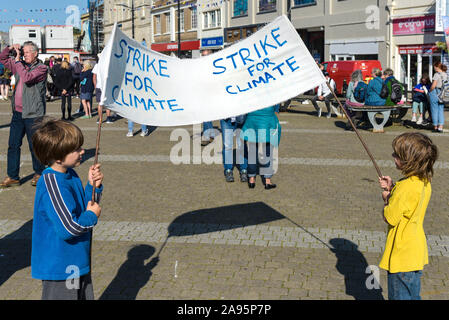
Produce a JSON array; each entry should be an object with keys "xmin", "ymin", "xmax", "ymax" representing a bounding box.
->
[{"xmin": 379, "ymin": 132, "xmax": 438, "ymax": 300}]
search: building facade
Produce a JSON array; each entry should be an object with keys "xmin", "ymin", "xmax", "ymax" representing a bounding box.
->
[{"xmin": 103, "ymin": 0, "xmax": 152, "ymax": 45}]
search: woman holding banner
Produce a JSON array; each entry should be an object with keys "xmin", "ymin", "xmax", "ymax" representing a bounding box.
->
[{"xmin": 240, "ymin": 104, "xmax": 281, "ymax": 190}]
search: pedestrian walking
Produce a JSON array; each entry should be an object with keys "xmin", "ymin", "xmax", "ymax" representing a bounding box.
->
[
  {"xmin": 240, "ymin": 104, "xmax": 281, "ymax": 190},
  {"xmin": 31, "ymin": 119, "xmax": 103, "ymax": 300},
  {"xmin": 378, "ymin": 132, "xmax": 438, "ymax": 300},
  {"xmin": 54, "ymin": 61, "xmax": 74, "ymax": 121},
  {"xmin": 0, "ymin": 41, "xmax": 47, "ymax": 188},
  {"xmin": 71, "ymin": 56, "xmax": 82, "ymax": 97},
  {"xmin": 80, "ymin": 61, "xmax": 94, "ymax": 119}
]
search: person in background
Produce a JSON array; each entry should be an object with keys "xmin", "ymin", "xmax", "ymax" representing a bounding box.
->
[
  {"xmin": 71, "ymin": 56, "xmax": 83, "ymax": 97},
  {"xmin": 79, "ymin": 61, "xmax": 94, "ymax": 119},
  {"xmin": 429, "ymin": 62, "xmax": 447, "ymax": 133},
  {"xmin": 311, "ymin": 71, "xmax": 338, "ymax": 118},
  {"xmin": 0, "ymin": 63, "xmax": 12, "ymax": 100},
  {"xmin": 240, "ymin": 104, "xmax": 281, "ymax": 190},
  {"xmin": 343, "ymin": 69, "xmax": 365, "ymax": 130},
  {"xmin": 0, "ymin": 41, "xmax": 47, "ymax": 188},
  {"xmin": 411, "ymin": 74, "xmax": 431, "ymax": 125},
  {"xmin": 365, "ymin": 68, "xmax": 386, "ymax": 106},
  {"xmin": 54, "ymin": 61, "xmax": 74, "ymax": 121}
]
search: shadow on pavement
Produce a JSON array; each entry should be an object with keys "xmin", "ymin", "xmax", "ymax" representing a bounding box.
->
[
  {"xmin": 0, "ymin": 220, "xmax": 33, "ymax": 287},
  {"xmin": 329, "ymin": 238, "xmax": 384, "ymax": 300},
  {"xmin": 99, "ymin": 244, "xmax": 158, "ymax": 300}
]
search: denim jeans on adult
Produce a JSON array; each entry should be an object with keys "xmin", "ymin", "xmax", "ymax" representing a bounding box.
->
[
  {"xmin": 429, "ymin": 89, "xmax": 444, "ymax": 126},
  {"xmin": 7, "ymin": 111, "xmax": 45, "ymax": 180},
  {"xmin": 202, "ymin": 121, "xmax": 215, "ymax": 140},
  {"xmin": 247, "ymin": 142, "xmax": 274, "ymax": 178},
  {"xmin": 220, "ymin": 119, "xmax": 247, "ymax": 174},
  {"xmin": 128, "ymin": 120, "xmax": 147, "ymax": 133},
  {"xmin": 387, "ymin": 270, "xmax": 422, "ymax": 300}
]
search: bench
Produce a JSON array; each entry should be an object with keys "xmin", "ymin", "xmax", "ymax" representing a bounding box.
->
[
  {"xmin": 346, "ymin": 105, "xmax": 402, "ymax": 133},
  {"xmin": 280, "ymin": 94, "xmax": 346, "ymax": 113}
]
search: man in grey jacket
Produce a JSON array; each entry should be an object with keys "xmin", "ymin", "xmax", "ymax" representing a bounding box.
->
[{"xmin": 0, "ymin": 41, "xmax": 47, "ymax": 188}]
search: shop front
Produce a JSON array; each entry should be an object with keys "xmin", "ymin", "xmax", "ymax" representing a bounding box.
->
[
  {"xmin": 151, "ymin": 40, "xmax": 201, "ymax": 58},
  {"xmin": 398, "ymin": 44, "xmax": 439, "ymax": 91}
]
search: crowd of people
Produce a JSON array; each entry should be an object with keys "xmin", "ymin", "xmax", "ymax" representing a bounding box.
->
[
  {"xmin": 0, "ymin": 41, "xmax": 444, "ymax": 301},
  {"xmin": 313, "ymin": 61, "xmax": 448, "ymax": 133}
]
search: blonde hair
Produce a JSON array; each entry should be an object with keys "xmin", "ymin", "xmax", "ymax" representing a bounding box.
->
[
  {"xmin": 82, "ymin": 60, "xmax": 93, "ymax": 71},
  {"xmin": 392, "ymin": 132, "xmax": 438, "ymax": 182},
  {"xmin": 61, "ymin": 61, "xmax": 70, "ymax": 70}
]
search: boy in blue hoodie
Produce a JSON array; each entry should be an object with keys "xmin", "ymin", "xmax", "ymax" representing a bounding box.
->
[{"xmin": 31, "ymin": 119, "xmax": 103, "ymax": 300}]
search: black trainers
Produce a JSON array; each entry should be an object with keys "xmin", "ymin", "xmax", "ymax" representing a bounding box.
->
[
  {"xmin": 225, "ymin": 169, "xmax": 234, "ymax": 182},
  {"xmin": 239, "ymin": 170, "xmax": 248, "ymax": 182}
]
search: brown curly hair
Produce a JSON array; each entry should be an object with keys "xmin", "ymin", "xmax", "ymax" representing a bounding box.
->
[{"xmin": 392, "ymin": 132, "xmax": 438, "ymax": 182}]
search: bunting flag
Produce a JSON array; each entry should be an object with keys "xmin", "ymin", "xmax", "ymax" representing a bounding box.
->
[{"xmin": 96, "ymin": 15, "xmax": 325, "ymax": 127}]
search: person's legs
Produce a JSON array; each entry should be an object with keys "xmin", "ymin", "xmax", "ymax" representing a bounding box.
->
[
  {"xmin": 247, "ymin": 142, "xmax": 258, "ymax": 183},
  {"xmin": 387, "ymin": 271, "xmax": 422, "ymax": 300},
  {"xmin": 67, "ymin": 95, "xmax": 72, "ymax": 119},
  {"xmin": 127, "ymin": 119, "xmax": 134, "ymax": 136},
  {"xmin": 324, "ymin": 95, "xmax": 332, "ymax": 117},
  {"xmin": 7, "ymin": 112, "xmax": 26, "ymax": 180},
  {"xmin": 220, "ymin": 120, "xmax": 234, "ymax": 173},
  {"xmin": 61, "ymin": 96, "xmax": 67, "ymax": 119},
  {"xmin": 311, "ymin": 95, "xmax": 321, "ymax": 117},
  {"xmin": 429, "ymin": 90, "xmax": 440, "ymax": 129},
  {"xmin": 438, "ymin": 103, "xmax": 445, "ymax": 130},
  {"xmin": 24, "ymin": 117, "xmax": 45, "ymax": 177}
]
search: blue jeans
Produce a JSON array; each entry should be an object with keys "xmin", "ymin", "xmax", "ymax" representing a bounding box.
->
[
  {"xmin": 247, "ymin": 142, "xmax": 274, "ymax": 179},
  {"xmin": 387, "ymin": 271, "xmax": 422, "ymax": 300},
  {"xmin": 128, "ymin": 120, "xmax": 147, "ymax": 133},
  {"xmin": 8, "ymin": 111, "xmax": 45, "ymax": 180},
  {"xmin": 202, "ymin": 121, "xmax": 215, "ymax": 140},
  {"xmin": 220, "ymin": 119, "xmax": 247, "ymax": 173},
  {"xmin": 429, "ymin": 89, "xmax": 444, "ymax": 126}
]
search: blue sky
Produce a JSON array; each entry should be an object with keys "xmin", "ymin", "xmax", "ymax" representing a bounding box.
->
[{"xmin": 0, "ymin": 0, "xmax": 91, "ymax": 32}]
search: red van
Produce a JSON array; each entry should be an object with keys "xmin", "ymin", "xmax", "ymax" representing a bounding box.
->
[{"xmin": 322, "ymin": 60, "xmax": 382, "ymax": 95}]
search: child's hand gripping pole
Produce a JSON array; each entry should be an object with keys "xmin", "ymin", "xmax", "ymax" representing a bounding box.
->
[
  {"xmin": 91, "ymin": 109, "xmax": 103, "ymax": 203},
  {"xmin": 325, "ymin": 82, "xmax": 383, "ymax": 179}
]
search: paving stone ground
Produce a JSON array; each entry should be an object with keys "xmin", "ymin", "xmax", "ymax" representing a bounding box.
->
[{"xmin": 0, "ymin": 98, "xmax": 448, "ymax": 300}]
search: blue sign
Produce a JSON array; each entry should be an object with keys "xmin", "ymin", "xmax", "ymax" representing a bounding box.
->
[{"xmin": 201, "ymin": 36, "xmax": 224, "ymax": 48}]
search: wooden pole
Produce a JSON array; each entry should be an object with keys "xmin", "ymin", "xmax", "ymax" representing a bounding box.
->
[
  {"xmin": 91, "ymin": 107, "xmax": 103, "ymax": 202},
  {"xmin": 326, "ymin": 82, "xmax": 383, "ymax": 178}
]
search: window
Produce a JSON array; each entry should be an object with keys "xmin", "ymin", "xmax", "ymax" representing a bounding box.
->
[
  {"xmin": 191, "ymin": 7, "xmax": 197, "ymax": 29},
  {"xmin": 28, "ymin": 30, "xmax": 37, "ymax": 38},
  {"xmin": 155, "ymin": 15, "xmax": 161, "ymax": 34},
  {"xmin": 203, "ymin": 9, "xmax": 221, "ymax": 29},
  {"xmin": 259, "ymin": 0, "xmax": 276, "ymax": 12},
  {"xmin": 233, "ymin": 0, "xmax": 248, "ymax": 17},
  {"xmin": 165, "ymin": 13, "xmax": 171, "ymax": 33},
  {"xmin": 293, "ymin": 0, "xmax": 316, "ymax": 6},
  {"xmin": 179, "ymin": 9, "xmax": 184, "ymax": 31}
]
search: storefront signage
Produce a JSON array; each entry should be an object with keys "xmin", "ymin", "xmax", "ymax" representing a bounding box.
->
[
  {"xmin": 151, "ymin": 40, "xmax": 200, "ymax": 52},
  {"xmin": 201, "ymin": 36, "xmax": 224, "ymax": 48},
  {"xmin": 393, "ymin": 15, "xmax": 435, "ymax": 35},
  {"xmin": 398, "ymin": 44, "xmax": 438, "ymax": 55}
]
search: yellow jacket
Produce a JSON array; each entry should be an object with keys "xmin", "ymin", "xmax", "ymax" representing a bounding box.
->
[{"xmin": 379, "ymin": 176, "xmax": 431, "ymax": 273}]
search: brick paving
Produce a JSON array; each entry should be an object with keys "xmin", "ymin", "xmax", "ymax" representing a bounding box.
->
[{"xmin": 0, "ymin": 98, "xmax": 449, "ymax": 300}]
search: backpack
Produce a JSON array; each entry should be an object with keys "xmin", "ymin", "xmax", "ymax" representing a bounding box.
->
[
  {"xmin": 438, "ymin": 74, "xmax": 449, "ymax": 103},
  {"xmin": 389, "ymin": 79, "xmax": 403, "ymax": 104},
  {"xmin": 72, "ymin": 62, "xmax": 82, "ymax": 75},
  {"xmin": 353, "ymin": 81, "xmax": 368, "ymax": 103}
]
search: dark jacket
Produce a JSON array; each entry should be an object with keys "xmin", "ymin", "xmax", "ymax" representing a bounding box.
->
[
  {"xmin": 80, "ymin": 70, "xmax": 94, "ymax": 94},
  {"xmin": 54, "ymin": 68, "xmax": 74, "ymax": 95}
]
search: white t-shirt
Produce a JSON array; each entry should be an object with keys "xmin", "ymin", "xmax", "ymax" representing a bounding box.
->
[{"xmin": 92, "ymin": 63, "xmax": 102, "ymax": 89}]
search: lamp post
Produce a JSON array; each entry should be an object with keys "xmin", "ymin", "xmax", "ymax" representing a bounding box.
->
[
  {"xmin": 177, "ymin": 0, "xmax": 181, "ymax": 57},
  {"xmin": 115, "ymin": 1, "xmax": 151, "ymax": 39}
]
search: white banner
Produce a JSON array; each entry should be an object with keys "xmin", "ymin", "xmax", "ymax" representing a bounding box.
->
[{"xmin": 98, "ymin": 15, "xmax": 325, "ymax": 127}]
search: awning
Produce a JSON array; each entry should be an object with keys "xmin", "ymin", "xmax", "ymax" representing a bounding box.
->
[{"xmin": 151, "ymin": 40, "xmax": 200, "ymax": 52}]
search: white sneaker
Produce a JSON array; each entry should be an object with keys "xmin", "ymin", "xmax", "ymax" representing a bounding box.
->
[
  {"xmin": 126, "ymin": 131, "xmax": 133, "ymax": 137},
  {"xmin": 416, "ymin": 116, "xmax": 423, "ymax": 125},
  {"xmin": 140, "ymin": 129, "xmax": 148, "ymax": 137},
  {"xmin": 326, "ymin": 112, "xmax": 332, "ymax": 119},
  {"xmin": 411, "ymin": 115, "xmax": 417, "ymax": 122},
  {"xmin": 317, "ymin": 108, "xmax": 322, "ymax": 118}
]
